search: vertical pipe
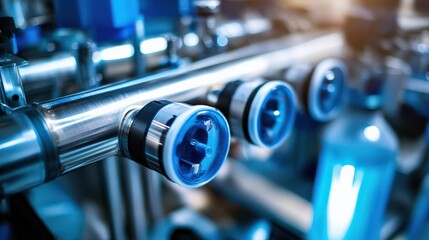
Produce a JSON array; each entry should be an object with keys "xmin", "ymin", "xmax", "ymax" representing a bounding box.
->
[
  {"xmin": 122, "ymin": 161, "xmax": 148, "ymax": 240},
  {"xmin": 74, "ymin": 42, "xmax": 100, "ymax": 90},
  {"xmin": 144, "ymin": 169, "xmax": 164, "ymax": 225},
  {"xmin": 102, "ymin": 157, "xmax": 126, "ymax": 240},
  {"xmin": 133, "ymin": 16, "xmax": 146, "ymax": 76},
  {"xmin": 75, "ymin": 44, "xmax": 127, "ymax": 239},
  {"xmin": 128, "ymin": 14, "xmax": 151, "ymax": 239}
]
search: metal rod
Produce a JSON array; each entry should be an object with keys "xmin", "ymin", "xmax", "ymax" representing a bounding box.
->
[
  {"xmin": 123, "ymin": 161, "xmax": 148, "ymax": 240},
  {"xmin": 143, "ymin": 169, "xmax": 164, "ymax": 226},
  {"xmin": 132, "ymin": 16, "xmax": 146, "ymax": 76},
  {"xmin": 128, "ymin": 16, "xmax": 149, "ymax": 240},
  {"xmin": 102, "ymin": 156, "xmax": 127, "ymax": 240},
  {"xmin": 74, "ymin": 42, "xmax": 99, "ymax": 90},
  {"xmin": 74, "ymin": 45, "xmax": 128, "ymax": 240}
]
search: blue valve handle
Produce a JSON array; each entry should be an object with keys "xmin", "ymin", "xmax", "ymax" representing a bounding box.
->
[
  {"xmin": 165, "ymin": 106, "xmax": 230, "ymax": 187},
  {"xmin": 216, "ymin": 80, "xmax": 296, "ymax": 148},
  {"xmin": 254, "ymin": 82, "xmax": 295, "ymax": 147},
  {"xmin": 307, "ymin": 58, "xmax": 347, "ymax": 122},
  {"xmin": 121, "ymin": 101, "xmax": 230, "ymax": 188}
]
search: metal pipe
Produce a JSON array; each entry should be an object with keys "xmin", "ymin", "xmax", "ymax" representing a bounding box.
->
[
  {"xmin": 102, "ymin": 156, "xmax": 127, "ymax": 240},
  {"xmin": 123, "ymin": 161, "xmax": 148, "ymax": 240},
  {"xmin": 0, "ymin": 31, "xmax": 344, "ymax": 196},
  {"xmin": 19, "ymin": 53, "xmax": 78, "ymax": 84},
  {"xmin": 19, "ymin": 41, "xmax": 166, "ymax": 96},
  {"xmin": 74, "ymin": 42, "xmax": 100, "ymax": 90},
  {"xmin": 17, "ymin": 16, "xmax": 275, "ymax": 90},
  {"xmin": 43, "ymin": 31, "xmax": 343, "ymax": 171},
  {"xmin": 74, "ymin": 42, "xmax": 128, "ymax": 240},
  {"xmin": 19, "ymin": 44, "xmax": 134, "ymax": 89},
  {"xmin": 16, "ymin": 34, "xmax": 188, "ymax": 89}
]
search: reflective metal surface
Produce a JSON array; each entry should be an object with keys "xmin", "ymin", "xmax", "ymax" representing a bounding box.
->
[
  {"xmin": 18, "ymin": 38, "xmax": 169, "ymax": 88},
  {"xmin": 229, "ymin": 80, "xmax": 262, "ymax": 140},
  {"xmin": 0, "ymin": 111, "xmax": 46, "ymax": 196},
  {"xmin": 19, "ymin": 53, "xmax": 77, "ymax": 84},
  {"xmin": 74, "ymin": 42, "xmax": 99, "ymax": 90},
  {"xmin": 0, "ymin": 54, "xmax": 28, "ymax": 109},
  {"xmin": 0, "ymin": 31, "xmax": 343, "ymax": 195},
  {"xmin": 2, "ymin": 1, "xmax": 428, "ymax": 239},
  {"xmin": 39, "ymin": 31, "xmax": 342, "ymax": 173}
]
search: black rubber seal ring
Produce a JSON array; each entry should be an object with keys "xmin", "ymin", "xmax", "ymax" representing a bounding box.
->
[
  {"xmin": 216, "ymin": 80, "xmax": 242, "ymax": 120},
  {"xmin": 23, "ymin": 106, "xmax": 60, "ymax": 182},
  {"xmin": 242, "ymin": 83, "xmax": 265, "ymax": 144},
  {"xmin": 127, "ymin": 100, "xmax": 171, "ymax": 169}
]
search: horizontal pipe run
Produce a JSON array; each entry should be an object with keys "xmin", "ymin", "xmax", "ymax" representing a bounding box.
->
[
  {"xmin": 0, "ymin": 31, "xmax": 344, "ymax": 195},
  {"xmin": 39, "ymin": 31, "xmax": 343, "ymax": 172},
  {"xmin": 18, "ymin": 17, "xmax": 275, "ymax": 88}
]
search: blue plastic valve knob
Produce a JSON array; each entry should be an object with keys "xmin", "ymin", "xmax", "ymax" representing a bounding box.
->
[
  {"xmin": 121, "ymin": 101, "xmax": 230, "ymax": 188},
  {"xmin": 248, "ymin": 81, "xmax": 296, "ymax": 148},
  {"xmin": 165, "ymin": 105, "xmax": 230, "ymax": 187},
  {"xmin": 308, "ymin": 58, "xmax": 347, "ymax": 122},
  {"xmin": 216, "ymin": 80, "xmax": 296, "ymax": 148}
]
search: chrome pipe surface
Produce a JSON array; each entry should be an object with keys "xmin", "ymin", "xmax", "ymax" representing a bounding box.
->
[
  {"xmin": 19, "ymin": 38, "xmax": 161, "ymax": 87},
  {"xmin": 18, "ymin": 18, "xmax": 272, "ymax": 87},
  {"xmin": 0, "ymin": 31, "xmax": 344, "ymax": 195},
  {"xmin": 18, "ymin": 44, "xmax": 134, "ymax": 88},
  {"xmin": 37, "ymin": 31, "xmax": 343, "ymax": 173},
  {"xmin": 19, "ymin": 53, "xmax": 78, "ymax": 84}
]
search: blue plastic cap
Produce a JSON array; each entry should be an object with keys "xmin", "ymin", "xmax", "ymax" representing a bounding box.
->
[
  {"xmin": 249, "ymin": 81, "xmax": 296, "ymax": 148},
  {"xmin": 309, "ymin": 58, "xmax": 347, "ymax": 122},
  {"xmin": 163, "ymin": 106, "xmax": 230, "ymax": 187}
]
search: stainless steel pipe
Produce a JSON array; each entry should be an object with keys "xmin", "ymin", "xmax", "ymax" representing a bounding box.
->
[
  {"xmin": 19, "ymin": 45, "xmax": 135, "ymax": 90},
  {"xmin": 18, "ymin": 17, "xmax": 274, "ymax": 88},
  {"xmin": 0, "ymin": 31, "xmax": 344, "ymax": 196},
  {"xmin": 19, "ymin": 53, "xmax": 78, "ymax": 85}
]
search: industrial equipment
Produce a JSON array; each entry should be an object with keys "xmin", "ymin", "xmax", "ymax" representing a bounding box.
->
[{"xmin": 0, "ymin": 0, "xmax": 428, "ymax": 239}]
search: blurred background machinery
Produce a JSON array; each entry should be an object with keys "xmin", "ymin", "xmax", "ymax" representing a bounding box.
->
[{"xmin": 0, "ymin": 0, "xmax": 428, "ymax": 239}]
